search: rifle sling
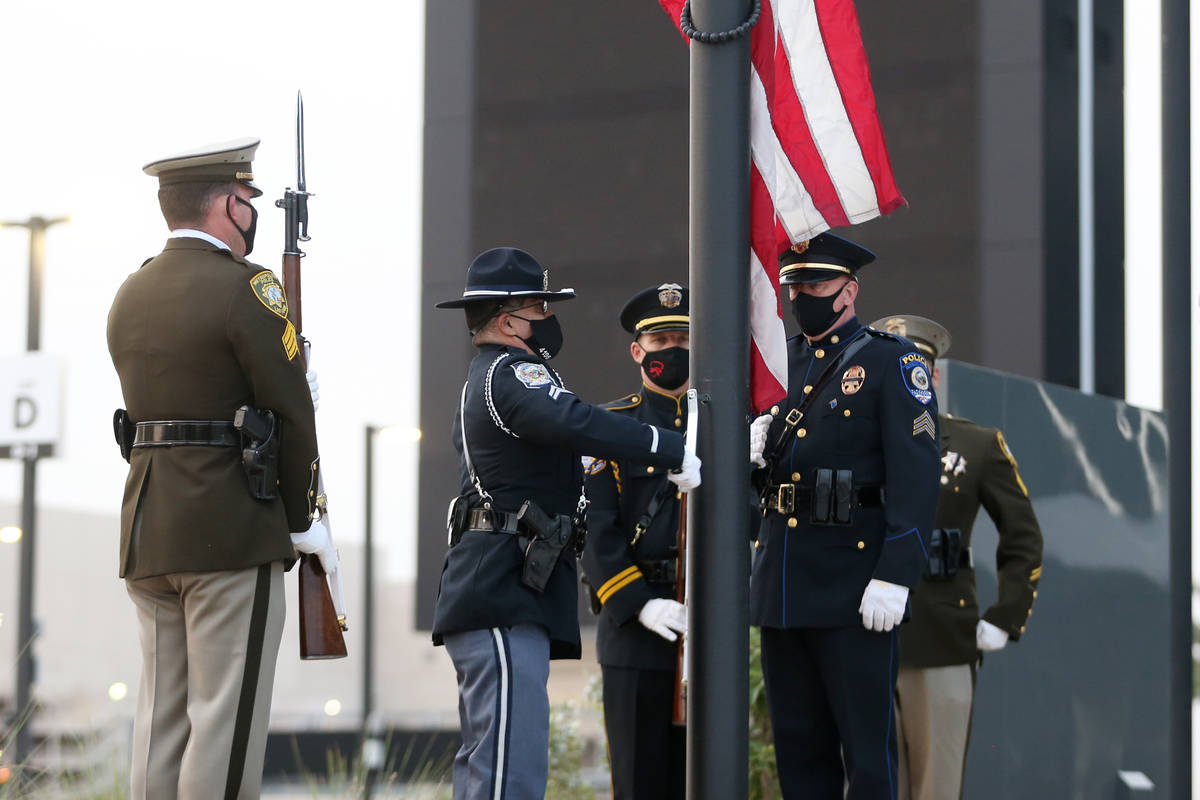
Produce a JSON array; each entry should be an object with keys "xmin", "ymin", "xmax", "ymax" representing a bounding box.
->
[{"xmin": 762, "ymin": 330, "xmax": 876, "ymax": 468}]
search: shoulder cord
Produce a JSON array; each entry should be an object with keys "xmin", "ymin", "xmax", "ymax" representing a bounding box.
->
[
  {"xmin": 473, "ymin": 357, "xmax": 588, "ymax": 519},
  {"xmin": 459, "ymin": 382, "xmax": 494, "ymax": 510},
  {"xmin": 484, "ymin": 354, "xmax": 519, "ymax": 438}
]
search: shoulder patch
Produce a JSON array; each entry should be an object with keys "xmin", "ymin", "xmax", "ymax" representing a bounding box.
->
[
  {"xmin": 899, "ymin": 352, "xmax": 933, "ymax": 404},
  {"xmin": 602, "ymin": 392, "xmax": 642, "ymax": 411},
  {"xmin": 582, "ymin": 456, "xmax": 608, "ymax": 476},
  {"xmin": 512, "ymin": 361, "xmax": 553, "ymax": 389},
  {"xmin": 250, "ymin": 271, "xmax": 289, "ymax": 319}
]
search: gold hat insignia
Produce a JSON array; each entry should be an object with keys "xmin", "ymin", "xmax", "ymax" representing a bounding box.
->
[
  {"xmin": 657, "ymin": 283, "xmax": 683, "ymax": 309},
  {"xmin": 884, "ymin": 317, "xmax": 907, "ymax": 337}
]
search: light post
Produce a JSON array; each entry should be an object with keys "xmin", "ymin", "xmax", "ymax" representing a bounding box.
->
[
  {"xmin": 360, "ymin": 423, "xmax": 421, "ymax": 795},
  {"xmin": 0, "ymin": 215, "xmax": 67, "ymax": 770}
]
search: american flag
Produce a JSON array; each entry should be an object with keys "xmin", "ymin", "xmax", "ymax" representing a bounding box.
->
[{"xmin": 660, "ymin": 0, "xmax": 905, "ymax": 409}]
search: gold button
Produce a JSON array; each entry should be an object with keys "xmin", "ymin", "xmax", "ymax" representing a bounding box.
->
[
  {"xmin": 676, "ymin": 491, "xmax": 682, "ymax": 500},
  {"xmin": 856, "ymin": 540, "xmax": 865, "ymax": 550},
  {"xmin": 1020, "ymin": 625, "xmax": 1026, "ymax": 634},
  {"xmin": 953, "ymin": 486, "xmax": 960, "ymax": 493},
  {"xmin": 787, "ymin": 517, "xmax": 798, "ymax": 528},
  {"xmin": 771, "ymin": 405, "xmax": 780, "ymax": 415},
  {"xmin": 1032, "ymin": 590, "xmax": 1038, "ymax": 598},
  {"xmin": 843, "ymin": 409, "xmax": 851, "ymax": 417},
  {"xmin": 309, "ymin": 491, "xmax": 315, "ymax": 496},
  {"xmin": 791, "ymin": 472, "xmax": 801, "ymax": 481},
  {"xmin": 831, "ymin": 335, "xmax": 840, "ymax": 344},
  {"xmin": 647, "ymin": 466, "xmax": 655, "ymax": 474},
  {"xmin": 815, "ymin": 349, "xmax": 826, "ymax": 358},
  {"xmin": 959, "ymin": 599, "xmax": 965, "ymax": 608},
  {"xmin": 940, "ymin": 475, "xmax": 949, "ymax": 485},
  {"xmin": 803, "ymin": 385, "xmax": 813, "ymax": 394},
  {"xmin": 674, "ymin": 418, "xmax": 682, "ymax": 427},
  {"xmin": 1027, "ymin": 608, "xmax": 1033, "ymax": 616},
  {"xmin": 755, "ymin": 540, "xmax": 761, "ymax": 549},
  {"xmin": 797, "ymin": 428, "xmax": 807, "ymax": 438}
]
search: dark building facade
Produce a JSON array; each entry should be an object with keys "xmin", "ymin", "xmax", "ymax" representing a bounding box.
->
[{"xmin": 416, "ymin": 0, "xmax": 1123, "ymax": 623}]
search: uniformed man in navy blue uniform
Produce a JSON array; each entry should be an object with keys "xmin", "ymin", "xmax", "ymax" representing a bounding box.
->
[
  {"xmin": 582, "ymin": 283, "xmax": 692, "ymax": 800},
  {"xmin": 432, "ymin": 248, "xmax": 701, "ymax": 800},
  {"xmin": 747, "ymin": 233, "xmax": 941, "ymax": 799}
]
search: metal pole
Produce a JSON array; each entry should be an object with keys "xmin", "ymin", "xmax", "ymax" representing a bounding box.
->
[
  {"xmin": 1161, "ymin": 0, "xmax": 1190, "ymax": 796},
  {"xmin": 687, "ymin": 1, "xmax": 752, "ymax": 798},
  {"xmin": 1078, "ymin": 0, "xmax": 1095, "ymax": 394},
  {"xmin": 363, "ymin": 425, "xmax": 377, "ymax": 797},
  {"xmin": 5, "ymin": 215, "xmax": 65, "ymax": 769}
]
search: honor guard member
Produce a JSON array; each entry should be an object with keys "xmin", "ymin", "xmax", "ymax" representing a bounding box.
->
[
  {"xmin": 108, "ymin": 139, "xmax": 331, "ymax": 799},
  {"xmin": 868, "ymin": 315, "xmax": 1044, "ymax": 800},
  {"xmin": 747, "ymin": 233, "xmax": 941, "ymax": 799},
  {"xmin": 432, "ymin": 248, "xmax": 701, "ymax": 800},
  {"xmin": 582, "ymin": 283, "xmax": 692, "ymax": 800}
]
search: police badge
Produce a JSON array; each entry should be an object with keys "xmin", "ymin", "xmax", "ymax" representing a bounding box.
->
[{"xmin": 657, "ymin": 283, "xmax": 683, "ymax": 309}]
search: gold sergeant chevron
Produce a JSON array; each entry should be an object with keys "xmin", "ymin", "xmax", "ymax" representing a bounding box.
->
[{"xmin": 912, "ymin": 410, "xmax": 937, "ymax": 440}]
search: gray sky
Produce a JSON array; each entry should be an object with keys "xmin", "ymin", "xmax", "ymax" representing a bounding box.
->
[{"xmin": 0, "ymin": 0, "xmax": 426, "ymax": 578}]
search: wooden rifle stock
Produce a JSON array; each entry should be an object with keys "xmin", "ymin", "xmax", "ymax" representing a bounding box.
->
[
  {"xmin": 284, "ymin": 246, "xmax": 348, "ymax": 660},
  {"xmin": 298, "ymin": 554, "xmax": 347, "ymax": 659},
  {"xmin": 672, "ymin": 493, "xmax": 687, "ymax": 726}
]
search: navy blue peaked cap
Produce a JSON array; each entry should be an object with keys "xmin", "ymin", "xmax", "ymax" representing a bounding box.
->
[
  {"xmin": 436, "ymin": 247, "xmax": 576, "ymax": 309},
  {"xmin": 778, "ymin": 232, "xmax": 876, "ymax": 285}
]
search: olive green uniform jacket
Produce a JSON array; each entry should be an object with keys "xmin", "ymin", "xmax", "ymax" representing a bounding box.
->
[
  {"xmin": 899, "ymin": 414, "xmax": 1044, "ymax": 668},
  {"xmin": 107, "ymin": 237, "xmax": 319, "ymax": 580}
]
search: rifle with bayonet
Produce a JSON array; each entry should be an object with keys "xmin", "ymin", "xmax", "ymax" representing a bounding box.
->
[
  {"xmin": 277, "ymin": 91, "xmax": 349, "ymax": 660},
  {"xmin": 673, "ymin": 388, "xmax": 699, "ymax": 725}
]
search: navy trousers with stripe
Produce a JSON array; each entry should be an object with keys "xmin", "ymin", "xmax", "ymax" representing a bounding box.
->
[
  {"xmin": 761, "ymin": 625, "xmax": 900, "ymax": 800},
  {"xmin": 444, "ymin": 624, "xmax": 551, "ymax": 800}
]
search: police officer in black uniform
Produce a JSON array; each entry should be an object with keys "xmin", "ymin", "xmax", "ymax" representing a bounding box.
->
[
  {"xmin": 747, "ymin": 233, "xmax": 941, "ymax": 799},
  {"xmin": 432, "ymin": 248, "xmax": 701, "ymax": 800},
  {"xmin": 582, "ymin": 283, "xmax": 692, "ymax": 800}
]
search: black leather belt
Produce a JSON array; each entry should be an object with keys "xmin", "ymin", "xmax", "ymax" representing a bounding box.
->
[
  {"xmin": 763, "ymin": 483, "xmax": 884, "ymax": 515},
  {"xmin": 133, "ymin": 420, "xmax": 239, "ymax": 448},
  {"xmin": 638, "ymin": 558, "xmax": 678, "ymax": 585},
  {"xmin": 467, "ymin": 508, "xmax": 521, "ymax": 534}
]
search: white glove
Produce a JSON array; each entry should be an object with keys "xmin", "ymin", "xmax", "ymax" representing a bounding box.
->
[
  {"xmin": 306, "ymin": 369, "xmax": 320, "ymax": 411},
  {"xmin": 749, "ymin": 413, "xmax": 773, "ymax": 467},
  {"xmin": 638, "ymin": 598, "xmax": 688, "ymax": 642},
  {"xmin": 976, "ymin": 619, "xmax": 1009, "ymax": 652},
  {"xmin": 667, "ymin": 450, "xmax": 702, "ymax": 491},
  {"xmin": 858, "ymin": 579, "xmax": 909, "ymax": 632},
  {"xmin": 291, "ymin": 520, "xmax": 338, "ymax": 575}
]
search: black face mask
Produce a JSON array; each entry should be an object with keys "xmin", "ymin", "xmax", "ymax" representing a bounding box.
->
[
  {"xmin": 226, "ymin": 195, "xmax": 258, "ymax": 256},
  {"xmin": 640, "ymin": 345, "xmax": 689, "ymax": 391},
  {"xmin": 790, "ymin": 285, "xmax": 846, "ymax": 337},
  {"xmin": 511, "ymin": 313, "xmax": 564, "ymax": 360}
]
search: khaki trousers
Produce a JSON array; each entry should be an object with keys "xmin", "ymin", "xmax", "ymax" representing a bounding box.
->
[
  {"xmin": 894, "ymin": 664, "xmax": 975, "ymax": 800},
  {"xmin": 126, "ymin": 562, "xmax": 285, "ymax": 800}
]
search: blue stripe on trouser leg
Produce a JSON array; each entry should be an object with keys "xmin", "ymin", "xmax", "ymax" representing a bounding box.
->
[{"xmin": 445, "ymin": 624, "xmax": 551, "ymax": 800}]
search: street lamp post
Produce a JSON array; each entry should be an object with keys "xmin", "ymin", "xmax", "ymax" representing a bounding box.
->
[
  {"xmin": 363, "ymin": 425, "xmax": 378, "ymax": 797},
  {"xmin": 1, "ymin": 215, "xmax": 68, "ymax": 770}
]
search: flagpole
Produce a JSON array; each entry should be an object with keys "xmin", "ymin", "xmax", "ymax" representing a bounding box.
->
[
  {"xmin": 1161, "ymin": 0, "xmax": 1190, "ymax": 796},
  {"xmin": 687, "ymin": 1, "xmax": 753, "ymax": 798}
]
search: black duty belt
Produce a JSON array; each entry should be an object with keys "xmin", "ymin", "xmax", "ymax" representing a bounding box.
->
[
  {"xmin": 467, "ymin": 508, "xmax": 522, "ymax": 534},
  {"xmin": 638, "ymin": 558, "xmax": 678, "ymax": 585},
  {"xmin": 133, "ymin": 420, "xmax": 239, "ymax": 448},
  {"xmin": 763, "ymin": 483, "xmax": 884, "ymax": 515}
]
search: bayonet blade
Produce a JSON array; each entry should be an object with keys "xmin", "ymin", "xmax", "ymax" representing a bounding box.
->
[{"xmin": 296, "ymin": 90, "xmax": 307, "ymax": 192}]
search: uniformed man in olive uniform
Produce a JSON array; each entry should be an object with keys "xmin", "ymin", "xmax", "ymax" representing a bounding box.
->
[
  {"xmin": 108, "ymin": 139, "xmax": 331, "ymax": 799},
  {"xmin": 869, "ymin": 315, "xmax": 1044, "ymax": 800},
  {"xmin": 432, "ymin": 249, "xmax": 701, "ymax": 800},
  {"xmin": 582, "ymin": 283, "xmax": 692, "ymax": 800},
  {"xmin": 747, "ymin": 233, "xmax": 941, "ymax": 799}
]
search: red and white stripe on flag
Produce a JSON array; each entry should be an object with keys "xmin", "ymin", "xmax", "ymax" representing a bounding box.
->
[{"xmin": 659, "ymin": 0, "xmax": 905, "ymax": 410}]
